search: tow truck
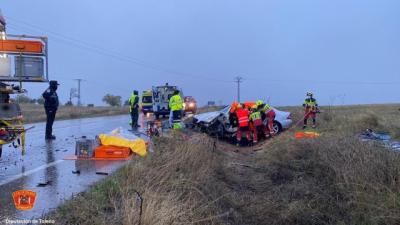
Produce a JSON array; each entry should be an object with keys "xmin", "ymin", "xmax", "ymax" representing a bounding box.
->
[{"xmin": 0, "ymin": 11, "xmax": 49, "ymax": 157}]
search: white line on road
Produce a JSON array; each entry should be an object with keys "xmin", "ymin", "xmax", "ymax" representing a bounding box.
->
[{"xmin": 0, "ymin": 160, "xmax": 65, "ymax": 186}]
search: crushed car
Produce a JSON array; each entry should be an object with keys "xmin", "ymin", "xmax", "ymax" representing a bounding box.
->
[{"xmin": 192, "ymin": 105, "xmax": 293, "ymax": 140}]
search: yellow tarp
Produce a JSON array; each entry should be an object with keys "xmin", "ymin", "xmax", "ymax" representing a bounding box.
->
[{"xmin": 98, "ymin": 134, "xmax": 147, "ymax": 156}]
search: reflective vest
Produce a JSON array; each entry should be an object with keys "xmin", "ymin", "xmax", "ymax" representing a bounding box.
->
[
  {"xmin": 169, "ymin": 94, "xmax": 183, "ymax": 111},
  {"xmin": 262, "ymin": 104, "xmax": 273, "ymax": 113},
  {"xmin": 250, "ymin": 111, "xmax": 263, "ymax": 126},
  {"xmin": 236, "ymin": 108, "xmax": 249, "ymax": 127},
  {"xmin": 129, "ymin": 94, "xmax": 139, "ymax": 110},
  {"xmin": 304, "ymin": 98, "xmax": 317, "ymax": 108}
]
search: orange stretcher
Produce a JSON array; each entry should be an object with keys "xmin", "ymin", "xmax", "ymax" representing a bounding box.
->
[
  {"xmin": 0, "ymin": 39, "xmax": 44, "ymax": 54},
  {"xmin": 295, "ymin": 131, "xmax": 321, "ymax": 139}
]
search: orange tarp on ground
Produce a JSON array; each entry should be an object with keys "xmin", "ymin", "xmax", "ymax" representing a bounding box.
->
[
  {"xmin": 0, "ymin": 39, "xmax": 44, "ymax": 54},
  {"xmin": 295, "ymin": 131, "xmax": 321, "ymax": 139}
]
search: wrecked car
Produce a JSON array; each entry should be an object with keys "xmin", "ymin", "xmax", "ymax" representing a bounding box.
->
[{"xmin": 192, "ymin": 105, "xmax": 293, "ymax": 140}]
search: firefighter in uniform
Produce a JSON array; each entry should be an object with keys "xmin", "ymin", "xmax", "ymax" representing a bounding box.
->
[
  {"xmin": 129, "ymin": 90, "xmax": 140, "ymax": 129},
  {"xmin": 42, "ymin": 80, "xmax": 59, "ymax": 140},
  {"xmin": 303, "ymin": 92, "xmax": 318, "ymax": 129},
  {"xmin": 256, "ymin": 100, "xmax": 276, "ymax": 137},
  {"xmin": 169, "ymin": 90, "xmax": 184, "ymax": 129},
  {"xmin": 249, "ymin": 105, "xmax": 264, "ymax": 144},
  {"xmin": 235, "ymin": 104, "xmax": 251, "ymax": 145}
]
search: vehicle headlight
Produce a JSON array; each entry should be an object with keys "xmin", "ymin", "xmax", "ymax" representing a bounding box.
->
[{"xmin": 189, "ymin": 103, "xmax": 195, "ymax": 108}]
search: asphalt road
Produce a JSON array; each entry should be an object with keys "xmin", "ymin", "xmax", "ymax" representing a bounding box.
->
[{"xmin": 0, "ymin": 114, "xmax": 146, "ymax": 222}]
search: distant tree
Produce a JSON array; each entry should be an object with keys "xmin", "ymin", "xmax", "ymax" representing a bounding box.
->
[
  {"xmin": 36, "ymin": 97, "xmax": 45, "ymax": 105},
  {"xmin": 65, "ymin": 101, "xmax": 73, "ymax": 106},
  {"xmin": 124, "ymin": 100, "xmax": 130, "ymax": 106},
  {"xmin": 102, "ymin": 94, "xmax": 122, "ymax": 107},
  {"xmin": 15, "ymin": 95, "xmax": 32, "ymax": 104}
]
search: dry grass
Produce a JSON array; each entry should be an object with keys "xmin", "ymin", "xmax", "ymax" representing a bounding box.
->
[
  {"xmin": 19, "ymin": 104, "xmax": 129, "ymax": 123},
  {"xmin": 48, "ymin": 104, "xmax": 400, "ymax": 225},
  {"xmin": 48, "ymin": 133, "xmax": 228, "ymax": 225}
]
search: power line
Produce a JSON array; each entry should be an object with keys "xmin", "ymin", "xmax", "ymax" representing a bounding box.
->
[{"xmin": 5, "ymin": 18, "xmax": 232, "ymax": 83}]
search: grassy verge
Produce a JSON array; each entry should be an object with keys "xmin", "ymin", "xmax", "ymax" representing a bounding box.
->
[
  {"xmin": 48, "ymin": 104, "xmax": 400, "ymax": 225},
  {"xmin": 19, "ymin": 104, "xmax": 129, "ymax": 123}
]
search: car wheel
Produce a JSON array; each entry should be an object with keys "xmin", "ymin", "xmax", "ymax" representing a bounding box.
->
[
  {"xmin": 273, "ymin": 121, "xmax": 282, "ymax": 134},
  {"xmin": 216, "ymin": 122, "xmax": 225, "ymax": 139}
]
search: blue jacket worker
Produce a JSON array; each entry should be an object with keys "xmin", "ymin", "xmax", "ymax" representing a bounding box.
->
[{"xmin": 42, "ymin": 80, "xmax": 59, "ymax": 140}]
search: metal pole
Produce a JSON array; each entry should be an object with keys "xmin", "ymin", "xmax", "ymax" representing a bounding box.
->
[
  {"xmin": 74, "ymin": 78, "xmax": 82, "ymax": 106},
  {"xmin": 235, "ymin": 76, "xmax": 243, "ymax": 102}
]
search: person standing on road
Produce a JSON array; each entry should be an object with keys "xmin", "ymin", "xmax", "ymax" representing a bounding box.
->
[
  {"xmin": 169, "ymin": 90, "xmax": 184, "ymax": 129},
  {"xmin": 303, "ymin": 92, "xmax": 318, "ymax": 129},
  {"xmin": 42, "ymin": 80, "xmax": 59, "ymax": 140},
  {"xmin": 129, "ymin": 90, "xmax": 140, "ymax": 129}
]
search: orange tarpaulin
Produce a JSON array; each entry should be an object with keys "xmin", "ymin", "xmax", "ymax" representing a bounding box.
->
[
  {"xmin": 295, "ymin": 131, "xmax": 321, "ymax": 139},
  {"xmin": 0, "ymin": 39, "xmax": 44, "ymax": 54}
]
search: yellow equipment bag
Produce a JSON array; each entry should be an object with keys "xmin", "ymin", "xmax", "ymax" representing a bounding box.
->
[{"xmin": 98, "ymin": 134, "xmax": 147, "ymax": 156}]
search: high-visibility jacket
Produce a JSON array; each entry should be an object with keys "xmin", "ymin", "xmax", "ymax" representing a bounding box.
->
[
  {"xmin": 249, "ymin": 111, "xmax": 263, "ymax": 126},
  {"xmin": 236, "ymin": 108, "xmax": 250, "ymax": 127},
  {"xmin": 169, "ymin": 94, "xmax": 183, "ymax": 111},
  {"xmin": 263, "ymin": 104, "xmax": 273, "ymax": 113},
  {"xmin": 304, "ymin": 98, "xmax": 317, "ymax": 108},
  {"xmin": 304, "ymin": 98, "xmax": 318, "ymax": 113},
  {"xmin": 129, "ymin": 94, "xmax": 139, "ymax": 111}
]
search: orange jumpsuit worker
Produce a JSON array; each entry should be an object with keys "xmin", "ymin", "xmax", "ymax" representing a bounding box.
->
[
  {"xmin": 303, "ymin": 92, "xmax": 318, "ymax": 129},
  {"xmin": 235, "ymin": 104, "xmax": 251, "ymax": 145},
  {"xmin": 249, "ymin": 106, "xmax": 264, "ymax": 144}
]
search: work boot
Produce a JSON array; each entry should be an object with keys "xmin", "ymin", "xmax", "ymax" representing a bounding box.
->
[{"xmin": 45, "ymin": 135, "xmax": 56, "ymax": 140}]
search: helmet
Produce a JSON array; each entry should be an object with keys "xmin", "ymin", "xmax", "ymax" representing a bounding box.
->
[
  {"xmin": 230, "ymin": 101, "xmax": 239, "ymax": 113},
  {"xmin": 306, "ymin": 92, "xmax": 313, "ymax": 96},
  {"xmin": 256, "ymin": 100, "xmax": 264, "ymax": 106}
]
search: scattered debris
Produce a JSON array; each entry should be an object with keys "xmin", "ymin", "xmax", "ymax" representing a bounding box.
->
[
  {"xmin": 95, "ymin": 172, "xmax": 109, "ymax": 175},
  {"xmin": 359, "ymin": 129, "xmax": 400, "ymax": 151},
  {"xmin": 37, "ymin": 180, "xmax": 52, "ymax": 187},
  {"xmin": 72, "ymin": 170, "xmax": 80, "ymax": 174}
]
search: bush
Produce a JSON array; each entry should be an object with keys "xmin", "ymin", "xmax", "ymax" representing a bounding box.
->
[{"xmin": 102, "ymin": 94, "xmax": 122, "ymax": 107}]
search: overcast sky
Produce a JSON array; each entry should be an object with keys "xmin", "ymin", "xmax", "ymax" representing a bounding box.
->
[{"xmin": 1, "ymin": 0, "xmax": 400, "ymax": 106}]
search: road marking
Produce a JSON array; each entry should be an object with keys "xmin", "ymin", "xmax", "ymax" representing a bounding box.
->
[{"xmin": 0, "ymin": 160, "xmax": 65, "ymax": 186}]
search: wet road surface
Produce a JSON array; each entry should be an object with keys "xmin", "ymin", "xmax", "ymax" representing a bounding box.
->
[{"xmin": 0, "ymin": 114, "xmax": 147, "ymax": 221}]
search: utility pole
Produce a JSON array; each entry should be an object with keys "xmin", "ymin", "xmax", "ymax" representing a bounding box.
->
[
  {"xmin": 234, "ymin": 76, "xmax": 243, "ymax": 102},
  {"xmin": 74, "ymin": 79, "xmax": 83, "ymax": 106}
]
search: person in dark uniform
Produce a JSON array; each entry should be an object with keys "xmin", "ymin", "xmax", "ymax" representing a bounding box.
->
[{"xmin": 42, "ymin": 80, "xmax": 59, "ymax": 140}]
